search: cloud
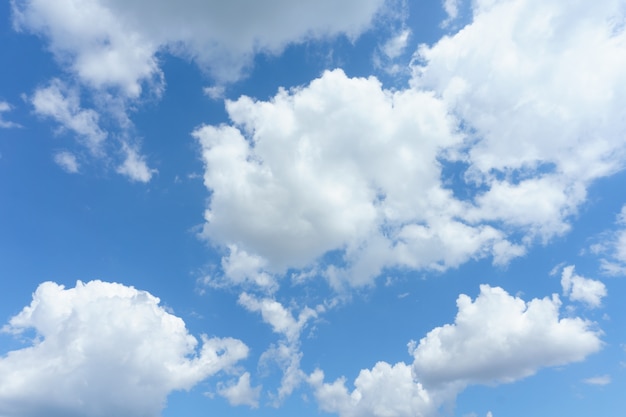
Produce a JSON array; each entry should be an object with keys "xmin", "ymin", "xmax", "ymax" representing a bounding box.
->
[
  {"xmin": 441, "ymin": 0, "xmax": 461, "ymax": 27},
  {"xmin": 582, "ymin": 375, "xmax": 611, "ymax": 386},
  {"xmin": 560, "ymin": 265, "xmax": 607, "ymax": 308},
  {"xmin": 31, "ymin": 79, "xmax": 107, "ymax": 154},
  {"xmin": 195, "ymin": 69, "xmax": 523, "ymax": 289},
  {"xmin": 238, "ymin": 293, "xmax": 320, "ymax": 403},
  {"xmin": 0, "ymin": 280, "xmax": 248, "ymax": 417},
  {"xmin": 413, "ymin": 0, "xmax": 626, "ymax": 236},
  {"xmin": 0, "ymin": 101, "xmax": 21, "ymax": 128},
  {"xmin": 191, "ymin": 0, "xmax": 626, "ymax": 290},
  {"xmin": 591, "ymin": 205, "xmax": 626, "ymax": 275},
  {"xmin": 116, "ymin": 142, "xmax": 157, "ymax": 183},
  {"xmin": 310, "ymin": 285, "xmax": 602, "ymax": 417},
  {"xmin": 217, "ymin": 372, "xmax": 261, "ymax": 408},
  {"xmin": 12, "ymin": 0, "xmax": 389, "ymax": 92},
  {"xmin": 374, "ymin": 28, "xmax": 412, "ymax": 74},
  {"xmin": 53, "ymin": 151, "xmax": 79, "ymax": 173},
  {"xmin": 309, "ymin": 362, "xmax": 446, "ymax": 417},
  {"xmin": 410, "ymin": 285, "xmax": 603, "ymax": 388}
]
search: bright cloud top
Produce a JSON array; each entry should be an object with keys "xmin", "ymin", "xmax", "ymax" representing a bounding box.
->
[
  {"xmin": 310, "ymin": 285, "xmax": 603, "ymax": 417},
  {"xmin": 0, "ymin": 280, "xmax": 248, "ymax": 417}
]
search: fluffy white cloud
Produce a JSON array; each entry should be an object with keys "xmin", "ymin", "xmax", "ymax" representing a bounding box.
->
[
  {"xmin": 0, "ymin": 280, "xmax": 248, "ymax": 417},
  {"xmin": 12, "ymin": 0, "xmax": 388, "ymax": 93},
  {"xmin": 310, "ymin": 285, "xmax": 602, "ymax": 417},
  {"xmin": 560, "ymin": 265, "xmax": 607, "ymax": 308},
  {"xmin": 195, "ymin": 69, "xmax": 523, "ymax": 288},
  {"xmin": 309, "ymin": 362, "xmax": 447, "ymax": 417},
  {"xmin": 193, "ymin": 0, "xmax": 626, "ymax": 289},
  {"xmin": 217, "ymin": 372, "xmax": 261, "ymax": 408},
  {"xmin": 410, "ymin": 285, "xmax": 603, "ymax": 387},
  {"xmin": 31, "ymin": 79, "xmax": 107, "ymax": 154},
  {"xmin": 414, "ymin": 0, "xmax": 626, "ymax": 237},
  {"xmin": 53, "ymin": 151, "xmax": 80, "ymax": 173}
]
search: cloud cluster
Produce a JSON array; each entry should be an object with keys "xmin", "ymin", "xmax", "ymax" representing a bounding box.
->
[
  {"xmin": 195, "ymin": 0, "xmax": 626, "ymax": 290},
  {"xmin": 310, "ymin": 285, "xmax": 602, "ymax": 417},
  {"xmin": 0, "ymin": 280, "xmax": 248, "ymax": 417},
  {"xmin": 12, "ymin": 0, "xmax": 391, "ymax": 181}
]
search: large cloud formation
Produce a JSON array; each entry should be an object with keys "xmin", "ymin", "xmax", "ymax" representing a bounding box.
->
[
  {"xmin": 12, "ymin": 0, "xmax": 388, "ymax": 94},
  {"xmin": 310, "ymin": 285, "xmax": 602, "ymax": 417},
  {"xmin": 0, "ymin": 280, "xmax": 248, "ymax": 417},
  {"xmin": 196, "ymin": 0, "xmax": 626, "ymax": 289}
]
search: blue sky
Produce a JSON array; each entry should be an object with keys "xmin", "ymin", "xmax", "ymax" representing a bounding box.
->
[{"xmin": 1, "ymin": 0, "xmax": 625, "ymax": 416}]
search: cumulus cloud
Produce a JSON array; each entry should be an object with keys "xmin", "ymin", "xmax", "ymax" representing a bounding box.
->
[
  {"xmin": 310, "ymin": 285, "xmax": 602, "ymax": 417},
  {"xmin": 195, "ymin": 69, "xmax": 523, "ymax": 289},
  {"xmin": 410, "ymin": 285, "xmax": 602, "ymax": 387},
  {"xmin": 217, "ymin": 372, "xmax": 261, "ymax": 408},
  {"xmin": 560, "ymin": 265, "xmax": 607, "ymax": 308},
  {"xmin": 309, "ymin": 362, "xmax": 446, "ymax": 417},
  {"xmin": 53, "ymin": 150, "xmax": 80, "ymax": 173},
  {"xmin": 0, "ymin": 280, "xmax": 248, "ymax": 417},
  {"xmin": 12, "ymin": 0, "xmax": 388, "ymax": 92},
  {"xmin": 414, "ymin": 0, "xmax": 626, "ymax": 236},
  {"xmin": 192, "ymin": 0, "xmax": 626, "ymax": 290}
]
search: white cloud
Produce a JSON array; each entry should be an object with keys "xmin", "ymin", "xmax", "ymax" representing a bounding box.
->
[
  {"xmin": 116, "ymin": 142, "xmax": 156, "ymax": 183},
  {"xmin": 441, "ymin": 0, "xmax": 461, "ymax": 27},
  {"xmin": 582, "ymin": 375, "xmax": 611, "ymax": 386},
  {"xmin": 413, "ymin": 0, "xmax": 626, "ymax": 233},
  {"xmin": 217, "ymin": 372, "xmax": 261, "ymax": 408},
  {"xmin": 53, "ymin": 150, "xmax": 79, "ymax": 173},
  {"xmin": 0, "ymin": 101, "xmax": 20, "ymax": 128},
  {"xmin": 374, "ymin": 28, "xmax": 412, "ymax": 75},
  {"xmin": 12, "ymin": 0, "xmax": 388, "ymax": 91},
  {"xmin": 560, "ymin": 265, "xmax": 607, "ymax": 308},
  {"xmin": 31, "ymin": 79, "xmax": 107, "ymax": 153},
  {"xmin": 239, "ymin": 293, "xmax": 319, "ymax": 403},
  {"xmin": 310, "ymin": 285, "xmax": 602, "ymax": 417},
  {"xmin": 197, "ymin": 0, "xmax": 626, "ymax": 289},
  {"xmin": 381, "ymin": 28, "xmax": 411, "ymax": 59},
  {"xmin": 592, "ymin": 205, "xmax": 626, "ymax": 275},
  {"xmin": 0, "ymin": 280, "xmax": 248, "ymax": 417},
  {"xmin": 410, "ymin": 285, "xmax": 603, "ymax": 388},
  {"xmin": 309, "ymin": 362, "xmax": 447, "ymax": 417},
  {"xmin": 195, "ymin": 69, "xmax": 523, "ymax": 289}
]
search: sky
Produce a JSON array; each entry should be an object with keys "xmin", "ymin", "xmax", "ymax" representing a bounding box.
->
[{"xmin": 0, "ymin": 0, "xmax": 625, "ymax": 416}]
